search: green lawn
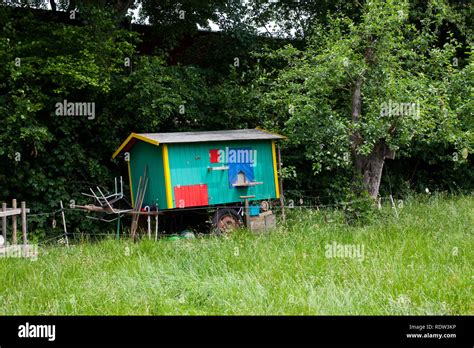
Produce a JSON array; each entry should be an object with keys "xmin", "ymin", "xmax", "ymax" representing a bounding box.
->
[{"xmin": 0, "ymin": 195, "xmax": 472, "ymax": 315}]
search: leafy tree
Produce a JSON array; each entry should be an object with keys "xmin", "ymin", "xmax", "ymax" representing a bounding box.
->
[
  {"xmin": 255, "ymin": 0, "xmax": 472, "ymax": 198},
  {"xmin": 0, "ymin": 5, "xmax": 137, "ymax": 236}
]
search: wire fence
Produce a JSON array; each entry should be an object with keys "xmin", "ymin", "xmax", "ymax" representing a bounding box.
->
[
  {"xmin": 23, "ymin": 195, "xmax": 398, "ymax": 220},
  {"xmin": 28, "ymin": 209, "xmax": 64, "ymax": 217},
  {"xmin": 19, "ymin": 192, "xmax": 396, "ymax": 218},
  {"xmin": 19, "ymin": 193, "xmax": 403, "ymax": 246}
]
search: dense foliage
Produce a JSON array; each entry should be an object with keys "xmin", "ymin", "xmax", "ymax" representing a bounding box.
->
[{"xmin": 0, "ymin": 1, "xmax": 472, "ymax": 236}]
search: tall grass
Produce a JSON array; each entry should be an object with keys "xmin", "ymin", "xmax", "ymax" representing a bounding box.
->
[{"xmin": 0, "ymin": 195, "xmax": 472, "ymax": 315}]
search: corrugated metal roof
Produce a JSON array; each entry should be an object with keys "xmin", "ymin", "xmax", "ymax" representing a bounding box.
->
[
  {"xmin": 112, "ymin": 128, "xmax": 285, "ymax": 159},
  {"xmin": 139, "ymin": 129, "xmax": 285, "ymax": 143}
]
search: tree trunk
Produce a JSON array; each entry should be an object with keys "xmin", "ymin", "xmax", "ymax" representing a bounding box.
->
[
  {"xmin": 350, "ymin": 76, "xmax": 395, "ymax": 199},
  {"xmin": 354, "ymin": 140, "xmax": 394, "ymax": 198}
]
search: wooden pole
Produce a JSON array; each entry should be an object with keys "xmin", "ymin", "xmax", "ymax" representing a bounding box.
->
[
  {"xmin": 21, "ymin": 201, "xmax": 27, "ymax": 246},
  {"xmin": 138, "ymin": 177, "xmax": 148, "ymax": 236},
  {"xmin": 147, "ymin": 208, "xmax": 151, "ymax": 240},
  {"xmin": 131, "ymin": 179, "xmax": 148, "ymax": 240},
  {"xmin": 244, "ymin": 198, "xmax": 250, "ymax": 228},
  {"xmin": 59, "ymin": 201, "xmax": 69, "ymax": 247},
  {"xmin": 2, "ymin": 203, "xmax": 6, "ymax": 244},
  {"xmin": 276, "ymin": 144, "xmax": 286, "ymax": 221},
  {"xmin": 154, "ymin": 215, "xmax": 159, "ymax": 241},
  {"xmin": 12, "ymin": 199, "xmax": 17, "ymax": 245},
  {"xmin": 240, "ymin": 195, "xmax": 255, "ymax": 229},
  {"xmin": 116, "ymin": 214, "xmax": 121, "ymax": 240},
  {"xmin": 130, "ymin": 176, "xmax": 143, "ymax": 240}
]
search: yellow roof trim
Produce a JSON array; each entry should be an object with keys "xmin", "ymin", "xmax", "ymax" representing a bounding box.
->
[
  {"xmin": 112, "ymin": 133, "xmax": 160, "ymax": 159},
  {"xmin": 255, "ymin": 127, "xmax": 287, "ymax": 140}
]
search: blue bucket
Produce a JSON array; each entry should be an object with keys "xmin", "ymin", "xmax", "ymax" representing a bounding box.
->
[{"xmin": 249, "ymin": 205, "xmax": 260, "ymax": 216}]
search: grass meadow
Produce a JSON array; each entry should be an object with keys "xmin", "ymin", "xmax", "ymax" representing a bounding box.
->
[{"xmin": 0, "ymin": 195, "xmax": 472, "ymax": 315}]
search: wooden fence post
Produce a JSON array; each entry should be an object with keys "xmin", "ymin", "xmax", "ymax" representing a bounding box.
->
[
  {"xmin": 21, "ymin": 201, "xmax": 27, "ymax": 245},
  {"xmin": 12, "ymin": 199, "xmax": 17, "ymax": 244},
  {"xmin": 2, "ymin": 203, "xmax": 6, "ymax": 244},
  {"xmin": 60, "ymin": 201, "xmax": 69, "ymax": 247}
]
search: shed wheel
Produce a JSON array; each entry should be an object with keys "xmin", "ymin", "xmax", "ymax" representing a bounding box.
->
[{"xmin": 212, "ymin": 208, "xmax": 243, "ymax": 234}]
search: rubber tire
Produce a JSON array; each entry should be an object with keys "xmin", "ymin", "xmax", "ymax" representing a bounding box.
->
[{"xmin": 211, "ymin": 208, "xmax": 243, "ymax": 234}]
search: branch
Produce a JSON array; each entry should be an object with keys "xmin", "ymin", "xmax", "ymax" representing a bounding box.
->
[
  {"xmin": 263, "ymin": 24, "xmax": 274, "ymax": 38},
  {"xmin": 50, "ymin": 0, "xmax": 56, "ymax": 12}
]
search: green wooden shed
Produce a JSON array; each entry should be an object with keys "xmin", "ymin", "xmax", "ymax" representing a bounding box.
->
[{"xmin": 112, "ymin": 129, "xmax": 285, "ymax": 212}]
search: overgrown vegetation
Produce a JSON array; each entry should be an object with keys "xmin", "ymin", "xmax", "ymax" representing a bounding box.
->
[{"xmin": 0, "ymin": 196, "xmax": 471, "ymax": 315}]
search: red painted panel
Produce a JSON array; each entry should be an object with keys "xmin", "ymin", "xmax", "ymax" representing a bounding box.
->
[
  {"xmin": 174, "ymin": 184, "xmax": 209, "ymax": 208},
  {"xmin": 209, "ymin": 149, "xmax": 219, "ymax": 163}
]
